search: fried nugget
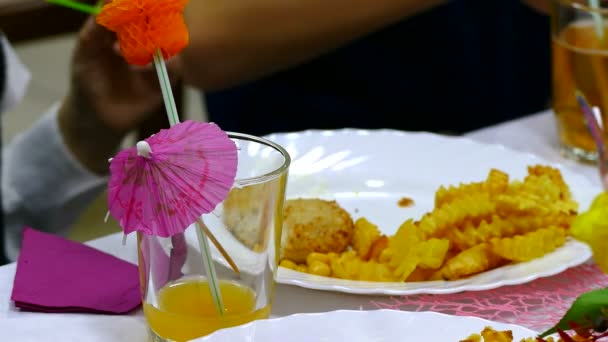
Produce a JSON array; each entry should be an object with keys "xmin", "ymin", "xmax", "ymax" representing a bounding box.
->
[
  {"xmin": 281, "ymin": 199, "xmax": 354, "ymax": 263},
  {"xmin": 222, "ymin": 183, "xmax": 272, "ymax": 250}
]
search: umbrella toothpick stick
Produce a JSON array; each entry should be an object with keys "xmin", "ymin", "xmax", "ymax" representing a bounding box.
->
[
  {"xmin": 197, "ymin": 218, "xmax": 240, "ymax": 275},
  {"xmin": 153, "ymin": 48, "xmax": 226, "ymax": 315}
]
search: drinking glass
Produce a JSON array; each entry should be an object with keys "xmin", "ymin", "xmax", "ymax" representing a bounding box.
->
[
  {"xmin": 552, "ymin": 0, "xmax": 608, "ymax": 162},
  {"xmin": 138, "ymin": 132, "xmax": 290, "ymax": 342}
]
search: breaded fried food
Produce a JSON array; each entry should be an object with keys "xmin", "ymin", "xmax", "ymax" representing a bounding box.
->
[
  {"xmin": 460, "ymin": 327, "xmax": 514, "ymax": 342},
  {"xmin": 281, "ymin": 199, "xmax": 354, "ymax": 263},
  {"xmin": 460, "ymin": 326, "xmax": 581, "ymax": 342},
  {"xmin": 222, "ymin": 183, "xmax": 272, "ymax": 251}
]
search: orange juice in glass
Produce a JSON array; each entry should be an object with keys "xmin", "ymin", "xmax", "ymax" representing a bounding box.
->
[
  {"xmin": 552, "ymin": 0, "xmax": 608, "ymax": 162},
  {"xmin": 138, "ymin": 133, "xmax": 290, "ymax": 342}
]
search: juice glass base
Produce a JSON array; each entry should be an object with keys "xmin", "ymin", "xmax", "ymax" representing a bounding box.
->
[
  {"xmin": 147, "ymin": 328, "xmax": 170, "ymax": 342},
  {"xmin": 560, "ymin": 143, "xmax": 599, "ymax": 164}
]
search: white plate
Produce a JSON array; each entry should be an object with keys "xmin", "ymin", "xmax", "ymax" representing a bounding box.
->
[
  {"xmin": 195, "ymin": 310, "xmax": 537, "ymax": 341},
  {"xmin": 263, "ymin": 129, "xmax": 596, "ymax": 295}
]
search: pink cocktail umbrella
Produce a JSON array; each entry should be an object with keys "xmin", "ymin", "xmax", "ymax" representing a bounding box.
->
[
  {"xmin": 107, "ymin": 120, "xmax": 237, "ymax": 237},
  {"xmin": 108, "ymin": 120, "xmax": 238, "ymax": 313}
]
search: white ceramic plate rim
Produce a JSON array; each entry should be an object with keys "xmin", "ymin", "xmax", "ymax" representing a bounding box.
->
[
  {"xmin": 263, "ymin": 129, "xmax": 595, "ymax": 295},
  {"xmin": 195, "ymin": 309, "xmax": 538, "ymax": 341}
]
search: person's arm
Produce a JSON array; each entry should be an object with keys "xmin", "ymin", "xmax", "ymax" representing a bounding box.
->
[
  {"xmin": 59, "ymin": 18, "xmax": 179, "ymax": 175},
  {"xmin": 1, "ymin": 18, "xmax": 178, "ymax": 261},
  {"xmin": 181, "ymin": 0, "xmax": 447, "ymax": 91},
  {"xmin": 2, "ymin": 105, "xmax": 107, "ymax": 261}
]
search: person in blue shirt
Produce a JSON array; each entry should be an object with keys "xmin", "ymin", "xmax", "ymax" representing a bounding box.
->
[{"xmin": 181, "ymin": 0, "xmax": 551, "ymax": 136}]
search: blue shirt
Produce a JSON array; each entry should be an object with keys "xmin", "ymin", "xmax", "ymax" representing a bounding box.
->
[{"xmin": 205, "ymin": 1, "xmax": 550, "ymax": 136}]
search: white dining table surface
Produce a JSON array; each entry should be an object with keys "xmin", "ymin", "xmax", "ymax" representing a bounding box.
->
[{"xmin": 0, "ymin": 109, "xmax": 602, "ymax": 340}]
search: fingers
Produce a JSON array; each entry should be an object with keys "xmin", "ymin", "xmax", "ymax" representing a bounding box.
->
[
  {"xmin": 76, "ymin": 16, "xmax": 116, "ymax": 58},
  {"xmin": 137, "ymin": 58, "xmax": 183, "ymax": 88},
  {"xmin": 125, "ymin": 55, "xmax": 182, "ymax": 84}
]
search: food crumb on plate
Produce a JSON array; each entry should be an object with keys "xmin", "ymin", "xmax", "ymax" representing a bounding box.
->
[{"xmin": 398, "ymin": 197, "xmax": 415, "ymax": 208}]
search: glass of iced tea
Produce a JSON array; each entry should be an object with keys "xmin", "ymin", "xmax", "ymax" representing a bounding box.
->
[
  {"xmin": 552, "ymin": 0, "xmax": 608, "ymax": 162},
  {"xmin": 138, "ymin": 133, "xmax": 290, "ymax": 342}
]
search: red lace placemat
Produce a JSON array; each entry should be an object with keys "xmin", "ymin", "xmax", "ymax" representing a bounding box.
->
[{"xmin": 370, "ymin": 263, "xmax": 608, "ymax": 332}]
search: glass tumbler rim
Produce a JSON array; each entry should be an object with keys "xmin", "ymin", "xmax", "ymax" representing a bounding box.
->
[
  {"xmin": 227, "ymin": 131, "xmax": 291, "ymax": 187},
  {"xmin": 555, "ymin": 0, "xmax": 608, "ymax": 14}
]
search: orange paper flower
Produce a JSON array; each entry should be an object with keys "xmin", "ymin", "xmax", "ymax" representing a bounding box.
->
[{"xmin": 96, "ymin": 0, "xmax": 189, "ymax": 66}]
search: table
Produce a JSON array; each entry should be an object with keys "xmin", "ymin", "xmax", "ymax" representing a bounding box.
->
[{"xmin": 0, "ymin": 110, "xmax": 602, "ymax": 340}]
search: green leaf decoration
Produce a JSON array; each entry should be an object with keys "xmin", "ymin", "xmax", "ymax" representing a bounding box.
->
[{"xmin": 540, "ymin": 288, "xmax": 608, "ymax": 337}]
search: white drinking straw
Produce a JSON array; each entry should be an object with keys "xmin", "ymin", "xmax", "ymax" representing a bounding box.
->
[
  {"xmin": 590, "ymin": 0, "xmax": 604, "ymax": 40},
  {"xmin": 153, "ymin": 49, "xmax": 225, "ymax": 316}
]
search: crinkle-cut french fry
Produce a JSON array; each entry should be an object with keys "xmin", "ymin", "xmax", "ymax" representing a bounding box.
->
[
  {"xmin": 419, "ymin": 192, "xmax": 495, "ymax": 239},
  {"xmin": 460, "ymin": 326, "xmax": 561, "ymax": 342},
  {"xmin": 445, "ymin": 215, "xmax": 516, "ymax": 251},
  {"xmin": 352, "ymin": 217, "xmax": 381, "ymax": 259},
  {"xmin": 490, "ymin": 226, "xmax": 567, "ymax": 262},
  {"xmin": 527, "ymin": 164, "xmax": 572, "ymax": 199},
  {"xmin": 520, "ymin": 174, "xmax": 563, "ymax": 198},
  {"xmin": 405, "ymin": 266, "xmax": 437, "ymax": 282},
  {"xmin": 393, "ymin": 257, "xmax": 419, "ymax": 282},
  {"xmin": 435, "ymin": 182, "xmax": 485, "ymax": 208},
  {"xmin": 385, "ymin": 220, "xmax": 420, "ymax": 280},
  {"xmin": 328, "ymin": 251, "xmax": 397, "ymax": 281},
  {"xmin": 434, "ymin": 169, "xmax": 509, "ymax": 208},
  {"xmin": 433, "ymin": 243, "xmax": 504, "ymax": 280},
  {"xmin": 367, "ymin": 236, "xmax": 389, "ymax": 261},
  {"xmin": 495, "ymin": 191, "xmax": 577, "ymax": 216},
  {"xmin": 384, "ymin": 221, "xmax": 450, "ymax": 280},
  {"xmin": 486, "ymin": 169, "xmax": 510, "ymax": 193},
  {"xmin": 499, "ymin": 167, "xmax": 577, "ymax": 215},
  {"xmin": 357, "ymin": 260, "xmax": 396, "ymax": 282},
  {"xmin": 506, "ymin": 213, "xmax": 574, "ymax": 234},
  {"xmin": 522, "ymin": 173, "xmax": 578, "ymax": 213},
  {"xmin": 480, "ymin": 326, "xmax": 513, "ymax": 342},
  {"xmin": 459, "ymin": 333, "xmax": 482, "ymax": 342},
  {"xmin": 417, "ymin": 238, "xmax": 450, "ymax": 269},
  {"xmin": 445, "ymin": 211, "xmax": 574, "ymax": 252}
]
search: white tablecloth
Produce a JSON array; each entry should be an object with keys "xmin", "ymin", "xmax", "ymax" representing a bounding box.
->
[{"xmin": 0, "ymin": 110, "xmax": 601, "ymax": 341}]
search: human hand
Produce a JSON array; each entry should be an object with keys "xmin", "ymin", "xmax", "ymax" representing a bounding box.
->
[{"xmin": 59, "ymin": 16, "xmax": 181, "ymax": 174}]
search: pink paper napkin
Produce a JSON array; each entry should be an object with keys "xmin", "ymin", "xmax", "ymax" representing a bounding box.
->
[{"xmin": 11, "ymin": 227, "xmax": 141, "ymax": 314}]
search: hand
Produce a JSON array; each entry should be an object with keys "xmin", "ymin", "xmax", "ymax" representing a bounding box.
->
[{"xmin": 59, "ymin": 17, "xmax": 181, "ymax": 174}]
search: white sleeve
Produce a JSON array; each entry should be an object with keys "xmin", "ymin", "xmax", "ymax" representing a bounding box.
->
[
  {"xmin": 0, "ymin": 35, "xmax": 31, "ymax": 113},
  {"xmin": 3, "ymin": 104, "xmax": 108, "ymax": 261}
]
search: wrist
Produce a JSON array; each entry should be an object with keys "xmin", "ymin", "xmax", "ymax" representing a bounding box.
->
[{"xmin": 58, "ymin": 93, "xmax": 126, "ymax": 175}]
